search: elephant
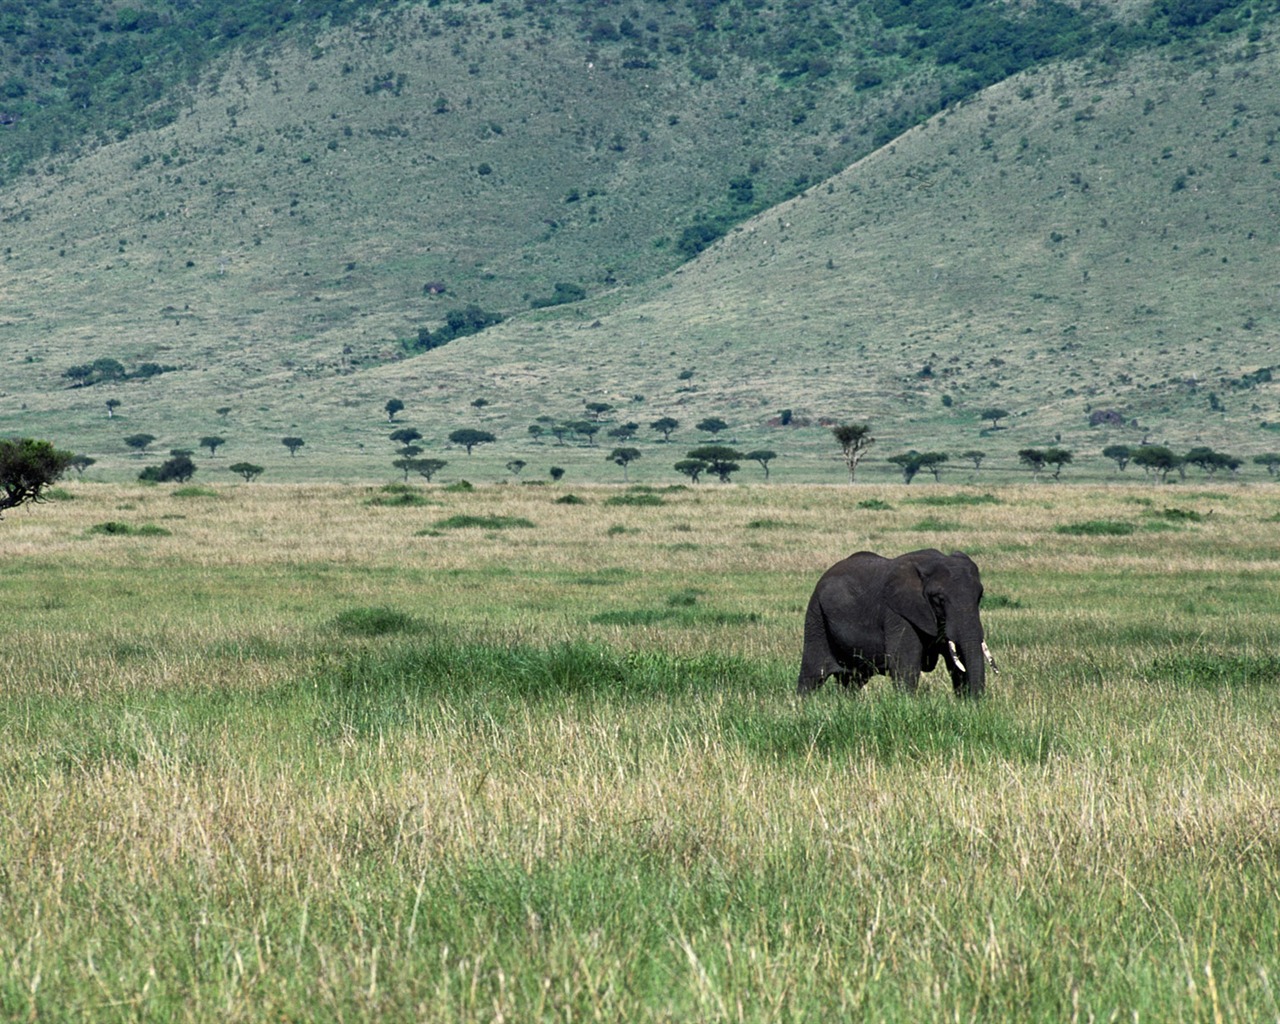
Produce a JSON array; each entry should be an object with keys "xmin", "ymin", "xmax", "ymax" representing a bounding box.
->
[{"xmin": 796, "ymin": 548, "xmax": 995, "ymax": 699}]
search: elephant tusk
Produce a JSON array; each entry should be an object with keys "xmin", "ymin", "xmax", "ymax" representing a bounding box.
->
[
  {"xmin": 947, "ymin": 640, "xmax": 967, "ymax": 674},
  {"xmin": 982, "ymin": 640, "xmax": 1000, "ymax": 675}
]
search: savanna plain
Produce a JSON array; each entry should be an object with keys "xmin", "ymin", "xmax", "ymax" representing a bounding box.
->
[{"xmin": 1, "ymin": 479, "xmax": 1278, "ymax": 1022}]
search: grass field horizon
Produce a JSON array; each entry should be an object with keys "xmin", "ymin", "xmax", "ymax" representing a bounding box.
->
[{"xmin": 2, "ymin": 481, "xmax": 1277, "ymax": 1019}]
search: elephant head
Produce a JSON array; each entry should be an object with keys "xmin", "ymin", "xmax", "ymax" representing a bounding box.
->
[{"xmin": 889, "ymin": 550, "xmax": 989, "ymax": 698}]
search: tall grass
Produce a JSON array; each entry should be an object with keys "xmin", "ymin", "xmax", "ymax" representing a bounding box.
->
[{"xmin": 1, "ymin": 482, "xmax": 1278, "ymax": 1020}]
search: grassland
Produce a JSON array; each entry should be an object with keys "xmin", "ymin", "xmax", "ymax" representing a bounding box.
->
[{"xmin": 1, "ymin": 480, "xmax": 1278, "ymax": 1020}]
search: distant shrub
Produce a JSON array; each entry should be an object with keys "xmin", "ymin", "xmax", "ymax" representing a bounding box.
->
[
  {"xmin": 444, "ymin": 480, "xmax": 474, "ymax": 493},
  {"xmin": 857, "ymin": 499, "xmax": 894, "ymax": 511},
  {"xmin": 745, "ymin": 518, "xmax": 795, "ymax": 529},
  {"xmin": 87, "ymin": 521, "xmax": 171, "ymax": 537},
  {"xmin": 433, "ymin": 514, "xmax": 534, "ymax": 530},
  {"xmin": 604, "ymin": 493, "xmax": 664, "ymax": 507},
  {"xmin": 1055, "ymin": 520, "xmax": 1136, "ymax": 536},
  {"xmin": 556, "ymin": 494, "xmax": 587, "ymax": 505},
  {"xmin": 171, "ymin": 485, "xmax": 219, "ymax": 498}
]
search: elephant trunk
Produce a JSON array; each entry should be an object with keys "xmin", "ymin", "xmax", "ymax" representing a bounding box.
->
[{"xmin": 945, "ymin": 621, "xmax": 986, "ymax": 699}]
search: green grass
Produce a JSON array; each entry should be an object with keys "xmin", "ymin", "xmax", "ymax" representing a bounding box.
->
[{"xmin": 3, "ymin": 483, "xmax": 1280, "ymax": 1021}]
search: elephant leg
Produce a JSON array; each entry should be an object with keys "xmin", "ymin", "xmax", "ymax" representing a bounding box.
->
[
  {"xmin": 796, "ymin": 647, "xmax": 832, "ymax": 694},
  {"xmin": 888, "ymin": 630, "xmax": 924, "ymax": 694}
]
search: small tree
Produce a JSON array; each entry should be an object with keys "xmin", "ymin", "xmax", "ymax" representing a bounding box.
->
[
  {"xmin": 687, "ymin": 445, "xmax": 742, "ymax": 483},
  {"xmin": 0, "ymin": 438, "xmax": 75, "ymax": 516},
  {"xmin": 918, "ymin": 451, "xmax": 949, "ymax": 482},
  {"xmin": 650, "ymin": 416, "xmax": 679, "ymax": 442},
  {"xmin": 744, "ymin": 449, "xmax": 777, "ymax": 480},
  {"xmin": 216, "ymin": 406, "xmax": 232, "ymax": 420},
  {"xmin": 1043, "ymin": 447, "xmax": 1073, "ymax": 480},
  {"xmin": 471, "ymin": 398, "xmax": 489, "ymax": 413},
  {"xmin": 961, "ymin": 449, "xmax": 986, "ymax": 471},
  {"xmin": 390, "ymin": 427, "xmax": 423, "ymax": 448},
  {"xmin": 832, "ymin": 423, "xmax": 874, "ymax": 483},
  {"xmin": 569, "ymin": 420, "xmax": 601, "ymax": 447},
  {"xmin": 608, "ymin": 447, "xmax": 642, "ymax": 481},
  {"xmin": 1132, "ymin": 445, "xmax": 1179, "ymax": 482},
  {"xmin": 1253, "ymin": 453, "xmax": 1280, "ymax": 477},
  {"xmin": 385, "ymin": 398, "xmax": 405, "ymax": 422},
  {"xmin": 70, "ymin": 454, "xmax": 96, "ymax": 476},
  {"xmin": 889, "ymin": 451, "xmax": 924, "ymax": 484},
  {"xmin": 448, "ymin": 428, "xmax": 495, "ymax": 455},
  {"xmin": 981, "ymin": 408, "xmax": 1010, "ymax": 431},
  {"xmin": 200, "ymin": 435, "xmax": 226, "ymax": 457},
  {"xmin": 549, "ymin": 466, "xmax": 565, "ymax": 482},
  {"xmin": 547, "ymin": 422, "xmax": 573, "ymax": 446},
  {"xmin": 1102, "ymin": 444, "xmax": 1132, "ymax": 472},
  {"xmin": 229, "ymin": 462, "xmax": 264, "ymax": 482},
  {"xmin": 506, "ymin": 459, "xmax": 527, "ymax": 476},
  {"xmin": 674, "ymin": 458, "xmax": 708, "ymax": 484},
  {"xmin": 105, "ymin": 398, "xmax": 121, "ymax": 418},
  {"xmin": 282, "ymin": 436, "xmax": 305, "ymax": 457},
  {"xmin": 696, "ymin": 417, "xmax": 729, "ymax": 436},
  {"xmin": 1018, "ymin": 448, "xmax": 1047, "ymax": 479},
  {"xmin": 140, "ymin": 454, "xmax": 195, "ymax": 483},
  {"xmin": 608, "ymin": 422, "xmax": 640, "ymax": 442},
  {"xmin": 415, "ymin": 458, "xmax": 448, "ymax": 483},
  {"xmin": 585, "ymin": 401, "xmax": 614, "ymax": 422},
  {"xmin": 1185, "ymin": 447, "xmax": 1237, "ymax": 478}
]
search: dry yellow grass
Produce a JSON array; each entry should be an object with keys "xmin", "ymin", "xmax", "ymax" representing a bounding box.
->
[{"xmin": 1, "ymin": 480, "xmax": 1278, "ymax": 1020}]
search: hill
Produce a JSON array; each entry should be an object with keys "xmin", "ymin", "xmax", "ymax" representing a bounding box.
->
[{"xmin": 1, "ymin": 0, "xmax": 1277, "ymax": 485}]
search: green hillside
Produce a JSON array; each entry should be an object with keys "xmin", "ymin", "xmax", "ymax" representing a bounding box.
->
[{"xmin": 1, "ymin": 0, "xmax": 1277, "ymax": 485}]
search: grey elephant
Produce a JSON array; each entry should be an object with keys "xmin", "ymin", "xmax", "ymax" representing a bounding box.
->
[{"xmin": 796, "ymin": 548, "xmax": 995, "ymax": 698}]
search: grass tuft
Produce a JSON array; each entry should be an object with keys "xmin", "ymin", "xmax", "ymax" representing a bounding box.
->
[
  {"xmin": 604, "ymin": 492, "xmax": 665, "ymax": 507},
  {"xmin": 1055, "ymin": 519, "xmax": 1136, "ymax": 536},
  {"xmin": 432, "ymin": 514, "xmax": 535, "ymax": 530},
  {"xmin": 86, "ymin": 521, "xmax": 172, "ymax": 537},
  {"xmin": 1146, "ymin": 652, "xmax": 1280, "ymax": 688},
  {"xmin": 329, "ymin": 606, "xmax": 431, "ymax": 638}
]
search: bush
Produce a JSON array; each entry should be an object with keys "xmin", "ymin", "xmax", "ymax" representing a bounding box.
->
[{"xmin": 1054, "ymin": 520, "xmax": 1136, "ymax": 536}]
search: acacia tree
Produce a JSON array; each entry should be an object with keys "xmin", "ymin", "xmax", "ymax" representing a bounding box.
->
[
  {"xmin": 650, "ymin": 417, "xmax": 679, "ymax": 442},
  {"xmin": 506, "ymin": 459, "xmax": 527, "ymax": 476},
  {"xmin": 448, "ymin": 428, "xmax": 495, "ymax": 455},
  {"xmin": 888, "ymin": 451, "xmax": 924, "ymax": 484},
  {"xmin": 124, "ymin": 433, "xmax": 156, "ymax": 454},
  {"xmin": 832, "ymin": 423, "xmax": 874, "ymax": 482},
  {"xmin": 687, "ymin": 445, "xmax": 741, "ymax": 483},
  {"xmin": 1018, "ymin": 448, "xmax": 1047, "ymax": 479},
  {"xmin": 918, "ymin": 452, "xmax": 949, "ymax": 482},
  {"xmin": 696, "ymin": 417, "xmax": 729, "ymax": 437},
  {"xmin": 200, "ymin": 435, "xmax": 226, "ymax": 457},
  {"xmin": 608, "ymin": 447, "xmax": 642, "ymax": 481},
  {"xmin": 961, "ymin": 449, "xmax": 986, "ymax": 471},
  {"xmin": 229, "ymin": 462, "xmax": 264, "ymax": 482},
  {"xmin": 745, "ymin": 449, "xmax": 777, "ymax": 480},
  {"xmin": 282, "ymin": 436, "xmax": 305, "ymax": 457},
  {"xmin": 981, "ymin": 408, "xmax": 1010, "ymax": 430},
  {"xmin": 1042, "ymin": 447, "xmax": 1073, "ymax": 480},
  {"xmin": 1132, "ymin": 445, "xmax": 1179, "ymax": 482},
  {"xmin": 1102, "ymin": 444, "xmax": 1132, "ymax": 472},
  {"xmin": 105, "ymin": 398, "xmax": 121, "ymax": 418},
  {"xmin": 415, "ymin": 458, "xmax": 448, "ymax": 483},
  {"xmin": 674, "ymin": 458, "xmax": 708, "ymax": 484},
  {"xmin": 0, "ymin": 438, "xmax": 75, "ymax": 516},
  {"xmin": 1253, "ymin": 453, "xmax": 1280, "ymax": 477},
  {"xmin": 385, "ymin": 398, "xmax": 405, "ymax": 422}
]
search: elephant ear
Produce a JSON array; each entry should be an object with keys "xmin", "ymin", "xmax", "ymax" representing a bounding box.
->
[{"xmin": 885, "ymin": 560, "xmax": 938, "ymax": 635}]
